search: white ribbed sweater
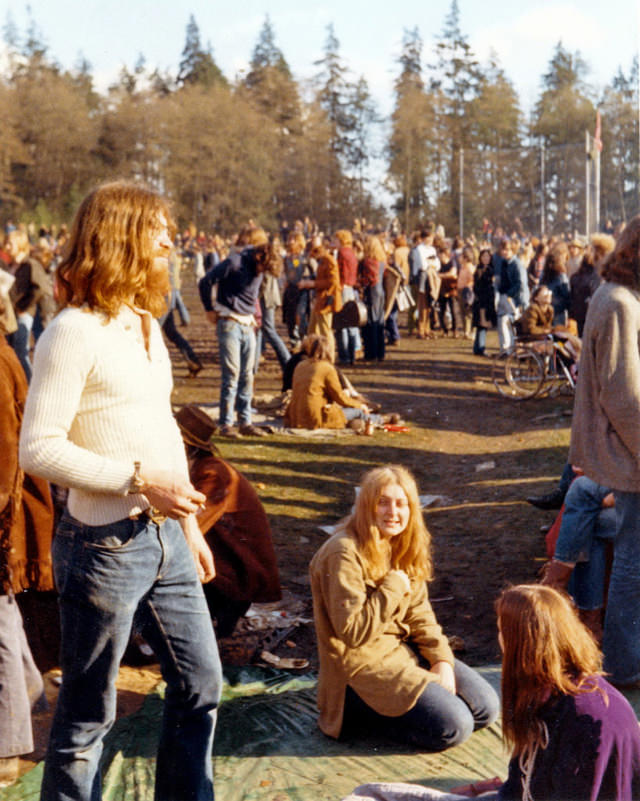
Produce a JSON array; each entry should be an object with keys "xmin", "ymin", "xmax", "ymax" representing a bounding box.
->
[{"xmin": 19, "ymin": 305, "xmax": 189, "ymax": 525}]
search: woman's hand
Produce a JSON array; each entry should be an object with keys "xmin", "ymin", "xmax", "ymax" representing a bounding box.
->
[
  {"xmin": 449, "ymin": 777, "xmax": 503, "ymax": 797},
  {"xmin": 181, "ymin": 514, "xmax": 216, "ymax": 583},
  {"xmin": 431, "ymin": 661, "xmax": 456, "ymax": 694},
  {"xmin": 139, "ymin": 466, "xmax": 206, "ymax": 519},
  {"xmin": 388, "ymin": 569, "xmax": 410, "ymax": 593}
]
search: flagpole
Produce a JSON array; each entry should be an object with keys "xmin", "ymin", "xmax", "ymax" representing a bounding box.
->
[{"xmin": 585, "ymin": 130, "xmax": 591, "ymax": 236}]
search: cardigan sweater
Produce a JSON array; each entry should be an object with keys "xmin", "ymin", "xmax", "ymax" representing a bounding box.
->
[
  {"xmin": 20, "ymin": 305, "xmax": 189, "ymax": 525},
  {"xmin": 310, "ymin": 531, "xmax": 454, "ymax": 739},
  {"xmin": 499, "ymin": 676, "xmax": 640, "ymax": 800},
  {"xmin": 570, "ymin": 282, "xmax": 640, "ymax": 492}
]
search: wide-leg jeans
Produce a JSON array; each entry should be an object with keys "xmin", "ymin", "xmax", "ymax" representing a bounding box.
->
[
  {"xmin": 40, "ymin": 512, "xmax": 222, "ymax": 801},
  {"xmin": 603, "ymin": 491, "xmax": 640, "ymax": 685}
]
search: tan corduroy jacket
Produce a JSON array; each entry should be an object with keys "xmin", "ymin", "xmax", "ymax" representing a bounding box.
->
[
  {"xmin": 570, "ymin": 281, "xmax": 640, "ymax": 491},
  {"xmin": 309, "ymin": 530, "xmax": 454, "ymax": 738}
]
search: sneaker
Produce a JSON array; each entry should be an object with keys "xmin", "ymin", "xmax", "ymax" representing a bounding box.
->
[
  {"xmin": 238, "ymin": 424, "xmax": 268, "ymax": 437},
  {"xmin": 218, "ymin": 425, "xmax": 241, "ymax": 439}
]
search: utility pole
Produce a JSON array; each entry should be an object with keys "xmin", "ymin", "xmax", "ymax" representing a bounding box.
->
[
  {"xmin": 540, "ymin": 141, "xmax": 546, "ymax": 237},
  {"xmin": 459, "ymin": 147, "xmax": 464, "ymax": 237}
]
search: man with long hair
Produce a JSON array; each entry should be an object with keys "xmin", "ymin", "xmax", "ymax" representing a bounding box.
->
[
  {"xmin": 570, "ymin": 215, "xmax": 640, "ymax": 689},
  {"xmin": 19, "ymin": 181, "xmax": 222, "ymax": 801},
  {"xmin": 198, "ymin": 226, "xmax": 277, "ymax": 437}
]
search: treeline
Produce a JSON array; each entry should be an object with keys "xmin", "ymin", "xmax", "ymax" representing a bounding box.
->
[{"xmin": 0, "ymin": 1, "xmax": 638, "ymax": 235}]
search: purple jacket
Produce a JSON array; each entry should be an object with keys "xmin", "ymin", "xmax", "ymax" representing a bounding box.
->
[{"xmin": 499, "ymin": 675, "xmax": 640, "ymax": 800}]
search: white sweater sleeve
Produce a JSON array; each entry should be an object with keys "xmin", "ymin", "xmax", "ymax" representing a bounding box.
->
[{"xmin": 20, "ymin": 313, "xmax": 133, "ymax": 494}]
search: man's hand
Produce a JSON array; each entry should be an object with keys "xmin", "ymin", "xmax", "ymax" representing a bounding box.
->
[
  {"xmin": 431, "ymin": 661, "xmax": 456, "ymax": 694},
  {"xmin": 139, "ymin": 466, "xmax": 206, "ymax": 519},
  {"xmin": 205, "ymin": 310, "xmax": 218, "ymax": 325},
  {"xmin": 181, "ymin": 514, "xmax": 216, "ymax": 583}
]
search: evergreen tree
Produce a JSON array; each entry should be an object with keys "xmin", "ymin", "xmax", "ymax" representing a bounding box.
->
[
  {"xmin": 429, "ymin": 0, "xmax": 483, "ymax": 232},
  {"xmin": 600, "ymin": 57, "xmax": 639, "ymax": 224},
  {"xmin": 468, "ymin": 53, "xmax": 524, "ymax": 232},
  {"xmin": 387, "ymin": 27, "xmax": 433, "ymax": 230},
  {"xmin": 177, "ymin": 15, "xmax": 226, "ymax": 88},
  {"xmin": 533, "ymin": 42, "xmax": 594, "ymax": 232}
]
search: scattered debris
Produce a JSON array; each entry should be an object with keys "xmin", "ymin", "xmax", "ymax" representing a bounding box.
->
[
  {"xmin": 475, "ymin": 460, "xmax": 496, "ymax": 472},
  {"xmin": 259, "ymin": 650, "xmax": 309, "ymax": 670}
]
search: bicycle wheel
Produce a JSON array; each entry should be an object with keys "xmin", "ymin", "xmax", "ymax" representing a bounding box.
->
[{"xmin": 503, "ymin": 348, "xmax": 545, "ymax": 398}]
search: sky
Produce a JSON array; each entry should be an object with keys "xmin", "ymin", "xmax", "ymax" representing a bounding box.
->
[{"xmin": 2, "ymin": 0, "xmax": 638, "ymax": 118}]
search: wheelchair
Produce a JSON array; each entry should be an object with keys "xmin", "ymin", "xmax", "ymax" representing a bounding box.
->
[{"xmin": 492, "ymin": 321, "xmax": 577, "ymax": 400}]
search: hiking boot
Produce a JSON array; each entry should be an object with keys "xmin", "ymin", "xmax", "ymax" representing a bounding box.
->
[
  {"xmin": 539, "ymin": 559, "xmax": 574, "ymax": 592},
  {"xmin": 218, "ymin": 425, "xmax": 241, "ymax": 439},
  {"xmin": 238, "ymin": 424, "xmax": 268, "ymax": 437},
  {"xmin": 526, "ymin": 488, "xmax": 565, "ymax": 510}
]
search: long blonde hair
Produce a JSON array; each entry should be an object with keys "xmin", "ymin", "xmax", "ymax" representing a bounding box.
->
[
  {"xmin": 496, "ymin": 585, "xmax": 603, "ymax": 756},
  {"xmin": 56, "ymin": 181, "xmax": 174, "ymax": 318},
  {"xmin": 344, "ymin": 465, "xmax": 433, "ymax": 583}
]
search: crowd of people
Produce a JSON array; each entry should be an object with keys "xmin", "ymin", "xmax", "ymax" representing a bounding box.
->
[{"xmin": 2, "ymin": 184, "xmax": 640, "ymax": 801}]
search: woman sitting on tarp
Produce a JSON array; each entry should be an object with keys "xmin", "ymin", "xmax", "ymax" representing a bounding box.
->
[
  {"xmin": 341, "ymin": 585, "xmax": 640, "ymax": 801},
  {"xmin": 175, "ymin": 405, "xmax": 281, "ymax": 637},
  {"xmin": 310, "ymin": 464, "xmax": 498, "ymax": 751},
  {"xmin": 284, "ymin": 335, "xmax": 382, "ymax": 431}
]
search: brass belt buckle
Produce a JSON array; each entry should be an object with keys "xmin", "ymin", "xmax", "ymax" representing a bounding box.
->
[{"xmin": 148, "ymin": 507, "xmax": 168, "ymax": 526}]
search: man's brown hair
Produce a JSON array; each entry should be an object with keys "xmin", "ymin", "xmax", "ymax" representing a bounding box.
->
[{"xmin": 56, "ymin": 181, "xmax": 174, "ymax": 318}]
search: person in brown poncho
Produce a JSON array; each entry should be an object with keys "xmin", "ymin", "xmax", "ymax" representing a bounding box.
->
[{"xmin": 175, "ymin": 404, "xmax": 281, "ymax": 637}]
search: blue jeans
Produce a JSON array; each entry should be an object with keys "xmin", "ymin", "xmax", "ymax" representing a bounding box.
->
[
  {"xmin": 553, "ymin": 476, "xmax": 613, "ymax": 611},
  {"xmin": 603, "ymin": 492, "xmax": 640, "ymax": 685},
  {"xmin": 41, "ymin": 512, "xmax": 222, "ymax": 801},
  {"xmin": 9, "ymin": 311, "xmax": 34, "ymax": 381},
  {"xmin": 385, "ymin": 305, "xmax": 400, "ymax": 344},
  {"xmin": 337, "ymin": 287, "xmax": 361, "ymax": 364},
  {"xmin": 554, "ymin": 477, "xmax": 612, "ymax": 564},
  {"xmin": 342, "ymin": 659, "xmax": 498, "ymax": 751},
  {"xmin": 217, "ymin": 317, "xmax": 256, "ymax": 427},
  {"xmin": 342, "ymin": 407, "xmax": 383, "ymax": 426},
  {"xmin": 255, "ymin": 301, "xmax": 290, "ymax": 373},
  {"xmin": 473, "ymin": 327, "xmax": 487, "ymax": 354},
  {"xmin": 570, "ymin": 508, "xmax": 616, "ymax": 610}
]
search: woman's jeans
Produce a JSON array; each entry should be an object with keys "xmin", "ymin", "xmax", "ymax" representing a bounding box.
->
[
  {"xmin": 41, "ymin": 512, "xmax": 222, "ymax": 801},
  {"xmin": 473, "ymin": 326, "xmax": 487, "ymax": 355},
  {"xmin": 604, "ymin": 491, "xmax": 640, "ymax": 685},
  {"xmin": 0, "ymin": 595, "xmax": 43, "ymax": 757},
  {"xmin": 342, "ymin": 659, "xmax": 498, "ymax": 751},
  {"xmin": 337, "ymin": 286, "xmax": 361, "ymax": 364}
]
